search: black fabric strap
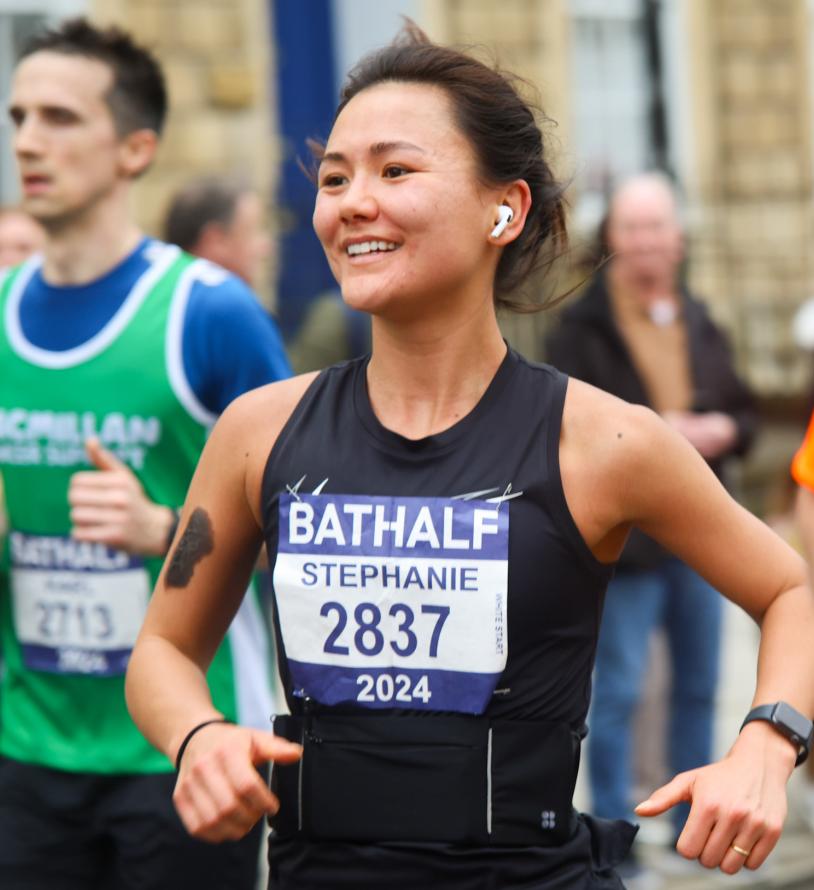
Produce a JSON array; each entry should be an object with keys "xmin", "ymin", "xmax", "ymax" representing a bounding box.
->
[
  {"xmin": 175, "ymin": 718, "xmax": 233, "ymax": 770},
  {"xmin": 740, "ymin": 702, "xmax": 813, "ymax": 767}
]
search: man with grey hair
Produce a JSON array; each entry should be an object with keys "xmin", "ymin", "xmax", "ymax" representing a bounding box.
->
[{"xmin": 546, "ymin": 172, "xmax": 756, "ymax": 879}]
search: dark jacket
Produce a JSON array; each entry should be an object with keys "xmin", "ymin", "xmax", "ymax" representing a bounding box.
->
[{"xmin": 545, "ymin": 271, "xmax": 756, "ymax": 572}]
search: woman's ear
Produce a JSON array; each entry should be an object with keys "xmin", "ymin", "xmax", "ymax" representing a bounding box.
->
[{"xmin": 488, "ymin": 180, "xmax": 532, "ymax": 245}]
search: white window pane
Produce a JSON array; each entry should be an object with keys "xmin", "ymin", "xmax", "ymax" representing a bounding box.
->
[{"xmin": 569, "ymin": 2, "xmax": 653, "ymax": 230}]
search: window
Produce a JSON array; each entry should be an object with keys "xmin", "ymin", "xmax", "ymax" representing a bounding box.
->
[{"xmin": 569, "ymin": 0, "xmax": 684, "ymax": 232}]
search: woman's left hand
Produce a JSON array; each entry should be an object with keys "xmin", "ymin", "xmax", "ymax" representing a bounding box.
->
[{"xmin": 634, "ymin": 721, "xmax": 797, "ymax": 874}]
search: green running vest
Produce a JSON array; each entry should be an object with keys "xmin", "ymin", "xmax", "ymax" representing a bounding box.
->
[{"xmin": 0, "ymin": 243, "xmax": 266, "ymax": 774}]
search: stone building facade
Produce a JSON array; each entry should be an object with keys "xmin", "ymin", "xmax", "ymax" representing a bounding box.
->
[
  {"xmin": 4, "ymin": 0, "xmax": 814, "ymax": 405},
  {"xmin": 685, "ymin": 0, "xmax": 814, "ymax": 398},
  {"xmin": 427, "ymin": 0, "xmax": 814, "ymax": 403},
  {"xmin": 89, "ymin": 0, "xmax": 277, "ymax": 250}
]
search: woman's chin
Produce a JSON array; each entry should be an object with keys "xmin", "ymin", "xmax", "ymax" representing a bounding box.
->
[{"xmin": 340, "ymin": 290, "xmax": 385, "ymax": 315}]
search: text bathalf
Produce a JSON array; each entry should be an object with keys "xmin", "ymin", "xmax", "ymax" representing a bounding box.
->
[
  {"xmin": 280, "ymin": 493, "xmax": 509, "ymax": 560},
  {"xmin": 10, "ymin": 531, "xmax": 136, "ymax": 572}
]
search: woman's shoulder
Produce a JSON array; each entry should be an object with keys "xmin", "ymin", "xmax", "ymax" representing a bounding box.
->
[
  {"xmin": 240, "ymin": 371, "xmax": 321, "ymax": 407},
  {"xmin": 562, "ymin": 377, "xmax": 662, "ymax": 450},
  {"xmin": 191, "ymin": 372, "xmax": 321, "ymax": 519},
  {"xmin": 206, "ymin": 373, "xmax": 320, "ymax": 487}
]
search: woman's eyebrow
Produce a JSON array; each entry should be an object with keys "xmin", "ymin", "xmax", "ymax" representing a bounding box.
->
[
  {"xmin": 319, "ymin": 141, "xmax": 426, "ymax": 167},
  {"xmin": 370, "ymin": 140, "xmax": 425, "ymax": 156}
]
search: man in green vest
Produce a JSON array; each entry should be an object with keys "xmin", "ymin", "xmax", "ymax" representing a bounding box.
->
[{"xmin": 0, "ymin": 18, "xmax": 291, "ymax": 889}]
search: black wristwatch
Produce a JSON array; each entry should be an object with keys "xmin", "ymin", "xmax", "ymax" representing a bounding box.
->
[{"xmin": 740, "ymin": 702, "xmax": 813, "ymax": 767}]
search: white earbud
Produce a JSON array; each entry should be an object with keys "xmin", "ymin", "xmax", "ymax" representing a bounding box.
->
[{"xmin": 490, "ymin": 205, "xmax": 514, "ymax": 238}]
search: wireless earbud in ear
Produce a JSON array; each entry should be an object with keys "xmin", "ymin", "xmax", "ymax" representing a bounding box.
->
[{"xmin": 490, "ymin": 205, "xmax": 514, "ymax": 239}]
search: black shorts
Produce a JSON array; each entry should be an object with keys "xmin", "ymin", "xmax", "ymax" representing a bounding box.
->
[{"xmin": 0, "ymin": 755, "xmax": 263, "ymax": 890}]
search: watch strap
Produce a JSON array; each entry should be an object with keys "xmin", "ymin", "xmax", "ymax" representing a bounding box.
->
[{"xmin": 740, "ymin": 702, "xmax": 813, "ymax": 767}]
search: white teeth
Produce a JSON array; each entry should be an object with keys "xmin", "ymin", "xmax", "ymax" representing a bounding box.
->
[{"xmin": 347, "ymin": 240, "xmax": 398, "ymax": 256}]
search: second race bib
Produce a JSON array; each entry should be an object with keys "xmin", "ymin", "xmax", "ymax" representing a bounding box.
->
[{"xmin": 10, "ymin": 531, "xmax": 151, "ymax": 677}]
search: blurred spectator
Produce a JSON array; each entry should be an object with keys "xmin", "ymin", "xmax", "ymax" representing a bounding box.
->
[
  {"xmin": 790, "ymin": 422, "xmax": 814, "ymax": 833},
  {"xmin": 163, "ymin": 178, "xmax": 371, "ymax": 373},
  {"xmin": 0, "ymin": 206, "xmax": 43, "ymax": 542},
  {"xmin": 0, "ymin": 205, "xmax": 44, "ymax": 267},
  {"xmin": 287, "ymin": 286, "xmax": 371, "ymax": 372},
  {"xmin": 0, "ymin": 19, "xmax": 289, "ymax": 889},
  {"xmin": 163, "ymin": 175, "xmax": 271, "ymax": 288},
  {"xmin": 546, "ymin": 172, "xmax": 755, "ymax": 874}
]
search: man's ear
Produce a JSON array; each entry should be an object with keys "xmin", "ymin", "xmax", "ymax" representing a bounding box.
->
[
  {"xmin": 118, "ymin": 128, "xmax": 159, "ymax": 179},
  {"xmin": 193, "ymin": 221, "xmax": 230, "ymax": 262}
]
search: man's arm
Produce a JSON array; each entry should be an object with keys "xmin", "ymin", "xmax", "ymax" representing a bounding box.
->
[
  {"xmin": 685, "ymin": 303, "xmax": 757, "ymax": 459},
  {"xmin": 183, "ymin": 270, "xmax": 292, "ymax": 414},
  {"xmin": 68, "ymin": 267, "xmax": 292, "ymax": 557}
]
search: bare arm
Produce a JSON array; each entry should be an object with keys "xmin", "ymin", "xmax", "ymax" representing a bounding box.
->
[
  {"xmin": 795, "ymin": 485, "xmax": 814, "ymax": 563},
  {"xmin": 125, "ymin": 374, "xmax": 316, "ymax": 841},
  {"xmin": 561, "ymin": 380, "xmax": 814, "ymax": 873}
]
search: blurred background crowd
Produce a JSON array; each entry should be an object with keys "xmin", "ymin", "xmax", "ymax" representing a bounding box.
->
[
  {"xmin": 3, "ymin": 0, "xmax": 811, "ymax": 499},
  {"xmin": 3, "ymin": 2, "xmax": 814, "ymax": 888}
]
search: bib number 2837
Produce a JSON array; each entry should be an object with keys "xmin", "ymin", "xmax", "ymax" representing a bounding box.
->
[{"xmin": 274, "ymin": 493, "xmax": 509, "ymax": 714}]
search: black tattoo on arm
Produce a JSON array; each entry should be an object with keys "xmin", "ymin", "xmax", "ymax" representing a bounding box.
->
[{"xmin": 165, "ymin": 507, "xmax": 214, "ymax": 588}]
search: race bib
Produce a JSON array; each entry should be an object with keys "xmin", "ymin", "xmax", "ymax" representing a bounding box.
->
[
  {"xmin": 9, "ymin": 531, "xmax": 150, "ymax": 677},
  {"xmin": 273, "ymin": 493, "xmax": 509, "ymax": 713}
]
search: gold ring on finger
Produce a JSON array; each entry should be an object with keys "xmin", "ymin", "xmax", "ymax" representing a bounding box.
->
[{"xmin": 731, "ymin": 844, "xmax": 751, "ymax": 857}]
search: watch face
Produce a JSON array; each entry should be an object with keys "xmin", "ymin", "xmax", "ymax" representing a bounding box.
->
[{"xmin": 773, "ymin": 702, "xmax": 814, "ymax": 743}]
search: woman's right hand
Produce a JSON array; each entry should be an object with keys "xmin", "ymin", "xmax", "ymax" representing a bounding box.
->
[{"xmin": 173, "ymin": 722, "xmax": 303, "ymax": 842}]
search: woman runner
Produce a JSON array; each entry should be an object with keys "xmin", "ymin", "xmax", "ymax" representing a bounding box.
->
[{"xmin": 126, "ymin": 24, "xmax": 814, "ymax": 889}]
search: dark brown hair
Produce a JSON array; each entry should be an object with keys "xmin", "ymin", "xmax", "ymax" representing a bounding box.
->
[
  {"xmin": 20, "ymin": 17, "xmax": 167, "ymax": 137},
  {"xmin": 336, "ymin": 21, "xmax": 567, "ymax": 310},
  {"xmin": 163, "ymin": 176, "xmax": 252, "ymax": 251}
]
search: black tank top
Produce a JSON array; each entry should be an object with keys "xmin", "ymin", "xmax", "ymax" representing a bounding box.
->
[
  {"xmin": 260, "ymin": 349, "xmax": 632, "ymax": 889},
  {"xmin": 262, "ymin": 346, "xmax": 613, "ymax": 730}
]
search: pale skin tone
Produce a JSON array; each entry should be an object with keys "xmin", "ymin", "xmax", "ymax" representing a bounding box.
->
[
  {"xmin": 125, "ymin": 82, "xmax": 814, "ymax": 874},
  {"xmin": 190, "ymin": 190, "xmax": 272, "ymax": 289},
  {"xmin": 606, "ymin": 174, "xmax": 738, "ymax": 460},
  {"xmin": 9, "ymin": 51, "xmax": 175, "ymax": 555},
  {"xmin": 793, "ymin": 486, "xmax": 814, "ymax": 785},
  {"xmin": 0, "ymin": 208, "xmax": 45, "ymax": 267}
]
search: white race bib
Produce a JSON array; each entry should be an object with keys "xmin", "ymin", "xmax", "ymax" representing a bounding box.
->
[
  {"xmin": 273, "ymin": 494, "xmax": 509, "ymax": 713},
  {"xmin": 10, "ymin": 531, "xmax": 150, "ymax": 676}
]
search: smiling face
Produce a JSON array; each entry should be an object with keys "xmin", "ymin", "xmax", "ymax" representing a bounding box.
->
[
  {"xmin": 312, "ymin": 81, "xmax": 503, "ymax": 320},
  {"xmin": 9, "ymin": 51, "xmax": 133, "ymax": 226}
]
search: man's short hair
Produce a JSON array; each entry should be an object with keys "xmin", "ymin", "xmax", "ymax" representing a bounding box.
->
[
  {"xmin": 163, "ymin": 176, "xmax": 252, "ymax": 251},
  {"xmin": 20, "ymin": 17, "xmax": 167, "ymax": 137}
]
